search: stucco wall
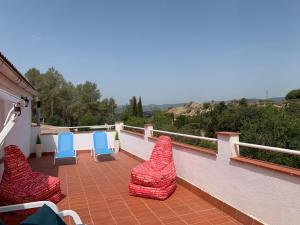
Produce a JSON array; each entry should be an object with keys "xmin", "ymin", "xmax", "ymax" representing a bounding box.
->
[
  {"xmin": 120, "ymin": 131, "xmax": 300, "ymax": 225},
  {"xmin": 0, "ymin": 100, "xmax": 4, "ymax": 180},
  {"xmin": 0, "ymin": 99, "xmax": 33, "ymax": 182},
  {"xmin": 3, "ymin": 100, "xmax": 33, "ymax": 158}
]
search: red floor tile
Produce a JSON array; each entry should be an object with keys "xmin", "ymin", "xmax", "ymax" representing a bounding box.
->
[{"xmin": 1, "ymin": 152, "xmax": 240, "ymax": 225}]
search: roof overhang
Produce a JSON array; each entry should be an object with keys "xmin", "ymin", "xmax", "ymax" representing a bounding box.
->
[{"xmin": 0, "ymin": 52, "xmax": 38, "ymax": 98}]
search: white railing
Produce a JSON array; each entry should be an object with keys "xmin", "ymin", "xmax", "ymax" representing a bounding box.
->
[
  {"xmin": 153, "ymin": 129, "xmax": 218, "ymax": 142},
  {"xmin": 123, "ymin": 125, "xmax": 145, "ymax": 131},
  {"xmin": 122, "ymin": 124, "xmax": 217, "ymax": 142},
  {"xmin": 50, "ymin": 124, "xmax": 115, "ymax": 130},
  {"xmin": 122, "ymin": 124, "xmax": 300, "ymax": 156},
  {"xmin": 235, "ymin": 142, "xmax": 300, "ymax": 156}
]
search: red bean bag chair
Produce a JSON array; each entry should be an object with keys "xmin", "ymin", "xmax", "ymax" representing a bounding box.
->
[
  {"xmin": 129, "ymin": 136, "xmax": 176, "ymax": 200},
  {"xmin": 0, "ymin": 145, "xmax": 62, "ymax": 215}
]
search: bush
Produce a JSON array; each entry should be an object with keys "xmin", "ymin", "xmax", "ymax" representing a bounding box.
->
[
  {"xmin": 48, "ymin": 115, "xmax": 63, "ymax": 126},
  {"xmin": 79, "ymin": 112, "xmax": 97, "ymax": 126},
  {"xmin": 286, "ymin": 89, "xmax": 300, "ymax": 100},
  {"xmin": 126, "ymin": 116, "xmax": 146, "ymax": 127}
]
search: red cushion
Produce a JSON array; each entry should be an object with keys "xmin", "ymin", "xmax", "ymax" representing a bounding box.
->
[
  {"xmin": 129, "ymin": 136, "xmax": 176, "ymax": 200},
  {"xmin": 131, "ymin": 161, "xmax": 176, "ymax": 188},
  {"xmin": 149, "ymin": 136, "xmax": 173, "ymax": 171},
  {"xmin": 0, "ymin": 145, "xmax": 62, "ymax": 214},
  {"xmin": 129, "ymin": 181, "xmax": 176, "ymax": 200},
  {"xmin": 2, "ymin": 145, "xmax": 33, "ymax": 184}
]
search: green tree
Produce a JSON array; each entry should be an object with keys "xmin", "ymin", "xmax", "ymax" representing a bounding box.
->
[
  {"xmin": 48, "ymin": 115, "xmax": 63, "ymax": 126},
  {"xmin": 240, "ymin": 106, "xmax": 300, "ymax": 168},
  {"xmin": 286, "ymin": 89, "xmax": 300, "ymax": 100},
  {"xmin": 79, "ymin": 112, "xmax": 97, "ymax": 126},
  {"xmin": 239, "ymin": 98, "xmax": 248, "ymax": 106},
  {"xmin": 76, "ymin": 81, "xmax": 101, "ymax": 104},
  {"xmin": 24, "ymin": 67, "xmax": 117, "ymax": 126},
  {"xmin": 99, "ymin": 98, "xmax": 117, "ymax": 123},
  {"xmin": 151, "ymin": 111, "xmax": 173, "ymax": 129},
  {"xmin": 137, "ymin": 97, "xmax": 143, "ymax": 117},
  {"xmin": 174, "ymin": 115, "xmax": 188, "ymax": 129},
  {"xmin": 203, "ymin": 102, "xmax": 210, "ymax": 110},
  {"xmin": 40, "ymin": 68, "xmax": 65, "ymax": 118},
  {"xmin": 25, "ymin": 68, "xmax": 41, "ymax": 89},
  {"xmin": 126, "ymin": 116, "xmax": 146, "ymax": 127},
  {"xmin": 131, "ymin": 96, "xmax": 138, "ymax": 117}
]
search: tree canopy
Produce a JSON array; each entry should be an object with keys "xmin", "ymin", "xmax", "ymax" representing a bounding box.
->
[
  {"xmin": 25, "ymin": 67, "xmax": 117, "ymax": 126},
  {"xmin": 286, "ymin": 89, "xmax": 300, "ymax": 100},
  {"xmin": 120, "ymin": 93, "xmax": 300, "ymax": 169}
]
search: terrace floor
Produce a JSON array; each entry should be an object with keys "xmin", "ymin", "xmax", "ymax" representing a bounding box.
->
[{"xmin": 2, "ymin": 151, "xmax": 242, "ymax": 225}]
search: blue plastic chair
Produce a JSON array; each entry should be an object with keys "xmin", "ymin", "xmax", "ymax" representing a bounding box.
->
[
  {"xmin": 92, "ymin": 131, "xmax": 113, "ymax": 160},
  {"xmin": 54, "ymin": 132, "xmax": 76, "ymax": 165}
]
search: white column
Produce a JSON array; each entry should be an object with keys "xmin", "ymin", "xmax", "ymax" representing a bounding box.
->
[
  {"xmin": 144, "ymin": 124, "xmax": 153, "ymax": 138},
  {"xmin": 115, "ymin": 121, "xmax": 124, "ymax": 137},
  {"xmin": 216, "ymin": 132, "xmax": 240, "ymax": 159}
]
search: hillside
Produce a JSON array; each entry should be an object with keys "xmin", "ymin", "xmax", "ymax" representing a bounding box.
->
[
  {"xmin": 167, "ymin": 97, "xmax": 285, "ymax": 117},
  {"xmin": 167, "ymin": 102, "xmax": 209, "ymax": 117},
  {"xmin": 116, "ymin": 103, "xmax": 185, "ymax": 113}
]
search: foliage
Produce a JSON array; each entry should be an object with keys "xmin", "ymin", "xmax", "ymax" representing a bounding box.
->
[
  {"xmin": 151, "ymin": 111, "xmax": 173, "ymax": 129},
  {"xmin": 79, "ymin": 112, "xmax": 97, "ymax": 126},
  {"xmin": 120, "ymin": 96, "xmax": 144, "ymax": 121},
  {"xmin": 203, "ymin": 102, "xmax": 210, "ymax": 110},
  {"xmin": 126, "ymin": 116, "xmax": 147, "ymax": 127},
  {"xmin": 240, "ymin": 106, "xmax": 300, "ymax": 168},
  {"xmin": 286, "ymin": 89, "xmax": 300, "ymax": 100},
  {"xmin": 48, "ymin": 115, "xmax": 63, "ymax": 126},
  {"xmin": 25, "ymin": 67, "xmax": 117, "ymax": 126},
  {"xmin": 174, "ymin": 115, "xmax": 188, "ymax": 129},
  {"xmin": 137, "ymin": 97, "xmax": 143, "ymax": 117},
  {"xmin": 131, "ymin": 96, "xmax": 137, "ymax": 117},
  {"xmin": 121, "ymin": 94, "xmax": 300, "ymax": 169}
]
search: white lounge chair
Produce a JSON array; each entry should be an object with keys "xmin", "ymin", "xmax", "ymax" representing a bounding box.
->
[{"xmin": 0, "ymin": 201, "xmax": 84, "ymax": 225}]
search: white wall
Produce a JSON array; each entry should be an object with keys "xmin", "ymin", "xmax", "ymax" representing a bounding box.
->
[
  {"xmin": 41, "ymin": 131, "xmax": 116, "ymax": 152},
  {"xmin": 120, "ymin": 131, "xmax": 300, "ymax": 225},
  {"xmin": 3, "ymin": 101, "xmax": 32, "ymax": 158},
  {"xmin": 0, "ymin": 100, "xmax": 4, "ymax": 180},
  {"xmin": 0, "ymin": 99, "xmax": 33, "ymax": 181}
]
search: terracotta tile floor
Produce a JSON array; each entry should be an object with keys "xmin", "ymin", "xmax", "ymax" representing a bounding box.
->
[{"xmin": 1, "ymin": 152, "xmax": 242, "ymax": 225}]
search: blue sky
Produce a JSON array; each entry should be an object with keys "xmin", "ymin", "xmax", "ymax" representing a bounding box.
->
[{"xmin": 1, "ymin": 0, "xmax": 300, "ymax": 105}]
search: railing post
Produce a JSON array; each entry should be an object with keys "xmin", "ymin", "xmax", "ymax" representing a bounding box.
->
[
  {"xmin": 115, "ymin": 121, "xmax": 124, "ymax": 137},
  {"xmin": 216, "ymin": 132, "xmax": 240, "ymax": 158},
  {"xmin": 144, "ymin": 124, "xmax": 153, "ymax": 138}
]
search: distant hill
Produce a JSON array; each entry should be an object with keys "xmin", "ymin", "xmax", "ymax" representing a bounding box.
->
[
  {"xmin": 116, "ymin": 103, "xmax": 186, "ymax": 114},
  {"xmin": 117, "ymin": 97, "xmax": 285, "ymax": 115},
  {"xmin": 167, "ymin": 97, "xmax": 285, "ymax": 118},
  {"xmin": 245, "ymin": 97, "xmax": 285, "ymax": 103}
]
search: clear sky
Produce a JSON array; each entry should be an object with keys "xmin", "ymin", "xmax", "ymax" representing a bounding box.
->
[{"xmin": 1, "ymin": 0, "xmax": 300, "ymax": 105}]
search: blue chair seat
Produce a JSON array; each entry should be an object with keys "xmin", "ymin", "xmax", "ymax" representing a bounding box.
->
[
  {"xmin": 95, "ymin": 148, "xmax": 113, "ymax": 155},
  {"xmin": 55, "ymin": 150, "xmax": 75, "ymax": 158}
]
